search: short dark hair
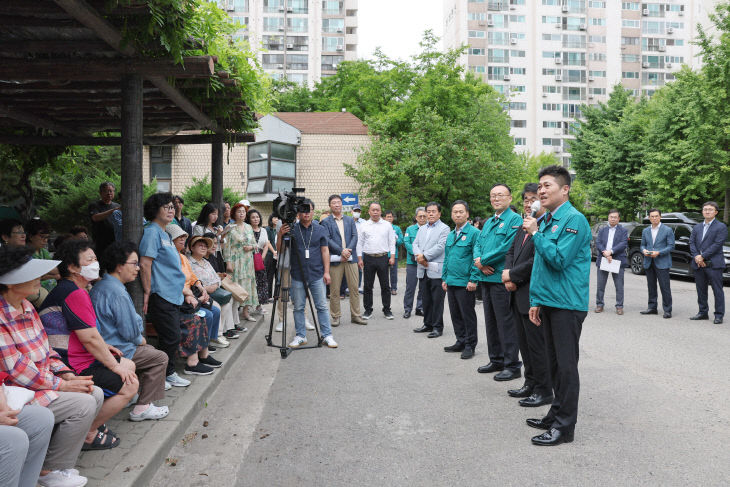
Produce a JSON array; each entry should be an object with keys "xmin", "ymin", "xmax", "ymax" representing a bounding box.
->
[
  {"xmin": 196, "ymin": 203, "xmax": 219, "ymax": 227},
  {"xmin": 384, "ymin": 210, "xmax": 394, "ymax": 217},
  {"xmin": 55, "ymin": 239, "xmax": 94, "ymax": 279},
  {"xmin": 268, "ymin": 214, "xmax": 278, "ymax": 226},
  {"xmin": 648, "ymin": 208, "xmax": 661, "ymax": 216},
  {"xmin": 53, "ymin": 234, "xmax": 71, "ymax": 250},
  {"xmin": 0, "ymin": 219, "xmax": 23, "ymax": 241},
  {"xmin": 425, "ymin": 201, "xmax": 442, "ymax": 212},
  {"xmin": 26, "ymin": 219, "xmax": 51, "ymax": 237},
  {"xmin": 368, "ymin": 201, "xmax": 382, "ymax": 210},
  {"xmin": 451, "ymin": 200, "xmax": 470, "ymax": 214},
  {"xmin": 702, "ymin": 201, "xmax": 720, "ymax": 212},
  {"xmin": 173, "ymin": 195, "xmax": 184, "ymax": 205},
  {"xmin": 538, "ymin": 165, "xmax": 571, "ymax": 188},
  {"xmin": 300, "ymin": 198, "xmax": 315, "ymax": 212},
  {"xmin": 521, "ymin": 183, "xmax": 538, "ymax": 199},
  {"xmin": 490, "ymin": 183, "xmax": 511, "ymax": 194},
  {"xmin": 328, "ymin": 194, "xmax": 342, "ymax": 204},
  {"xmin": 0, "ymin": 246, "xmax": 33, "ymax": 293},
  {"xmin": 608, "ymin": 209, "xmax": 620, "ymax": 216},
  {"xmin": 143, "ymin": 193, "xmax": 174, "ymax": 221},
  {"xmin": 245, "ymin": 208, "xmax": 263, "ymax": 226},
  {"xmin": 99, "ymin": 181, "xmax": 115, "ymax": 192},
  {"xmin": 101, "ymin": 241, "xmax": 138, "ymax": 275},
  {"xmin": 69, "ymin": 225, "xmax": 88, "ymax": 237}
]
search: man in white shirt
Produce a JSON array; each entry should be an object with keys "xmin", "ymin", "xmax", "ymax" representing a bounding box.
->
[
  {"xmin": 594, "ymin": 209, "xmax": 628, "ymax": 314},
  {"xmin": 357, "ymin": 202, "xmax": 396, "ymax": 320}
]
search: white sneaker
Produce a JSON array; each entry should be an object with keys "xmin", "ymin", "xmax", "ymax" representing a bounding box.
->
[
  {"xmin": 275, "ymin": 322, "xmax": 283, "ymax": 332},
  {"xmin": 165, "ymin": 372, "xmax": 191, "ymax": 387},
  {"xmin": 129, "ymin": 403, "xmax": 170, "ymax": 422},
  {"xmin": 209, "ymin": 337, "xmax": 230, "ymax": 348},
  {"xmin": 305, "ymin": 319, "xmax": 315, "ymax": 330},
  {"xmin": 323, "ymin": 335, "xmax": 338, "ymax": 348},
  {"xmin": 289, "ymin": 336, "xmax": 307, "ymax": 348},
  {"xmin": 164, "ymin": 381, "xmax": 172, "ymax": 391},
  {"xmin": 125, "ymin": 393, "xmax": 139, "ymax": 408},
  {"xmin": 38, "ymin": 469, "xmax": 88, "ymax": 487}
]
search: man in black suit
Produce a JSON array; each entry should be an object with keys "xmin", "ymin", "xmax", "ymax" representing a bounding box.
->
[
  {"xmin": 594, "ymin": 209, "xmax": 629, "ymax": 315},
  {"xmin": 502, "ymin": 184, "xmax": 553, "ymax": 408},
  {"xmin": 689, "ymin": 201, "xmax": 728, "ymax": 324}
]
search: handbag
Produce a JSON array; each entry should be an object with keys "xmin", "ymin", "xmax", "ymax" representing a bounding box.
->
[
  {"xmin": 221, "ymin": 276, "xmax": 249, "ymax": 303},
  {"xmin": 253, "ymin": 251, "xmax": 265, "ymax": 272},
  {"xmin": 210, "ymin": 286, "xmax": 232, "ymax": 305},
  {"xmin": 2, "ymin": 384, "xmax": 35, "ymax": 410}
]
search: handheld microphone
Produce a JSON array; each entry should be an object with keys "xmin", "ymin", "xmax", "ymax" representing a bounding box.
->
[{"xmin": 529, "ymin": 200, "xmax": 541, "ymax": 218}]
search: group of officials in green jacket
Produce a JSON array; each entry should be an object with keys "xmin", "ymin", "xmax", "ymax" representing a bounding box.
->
[{"xmin": 435, "ymin": 164, "xmax": 591, "ymax": 446}]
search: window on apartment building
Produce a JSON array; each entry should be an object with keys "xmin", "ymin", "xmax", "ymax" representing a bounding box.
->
[
  {"xmin": 511, "ymin": 120, "xmax": 527, "ymax": 128},
  {"xmin": 621, "ymin": 36, "xmax": 639, "ymax": 45},
  {"xmin": 492, "ymin": 84, "xmax": 509, "ymax": 94},
  {"xmin": 235, "ymin": 0, "xmax": 249, "ymax": 11},
  {"xmin": 488, "ymin": 49, "xmax": 509, "ymax": 63},
  {"xmin": 590, "ymin": 18, "xmax": 606, "ymax": 26},
  {"xmin": 469, "ymin": 30, "xmax": 486, "ymax": 38},
  {"xmin": 542, "ymin": 33, "xmax": 561, "ymax": 41},
  {"xmin": 542, "ymin": 138, "xmax": 561, "ymax": 146},
  {"xmin": 563, "ymin": 87, "xmax": 585, "ymax": 100},
  {"xmin": 589, "ymin": 87, "xmax": 606, "ymax": 95},
  {"xmin": 642, "ymin": 55, "xmax": 662, "ymax": 68},
  {"xmin": 542, "ymin": 0, "xmax": 559, "ymax": 5},
  {"xmin": 229, "ymin": 16, "xmax": 248, "ymax": 28},
  {"xmin": 262, "ymin": 54, "xmax": 284, "ymax": 69},
  {"xmin": 543, "ymin": 50, "xmax": 560, "ymax": 59},
  {"xmin": 642, "ymin": 72, "xmax": 665, "ymax": 86},
  {"xmin": 286, "ymin": 73, "xmax": 308, "ymax": 84},
  {"xmin": 622, "ymin": 19, "xmax": 640, "ymax": 28},
  {"xmin": 667, "ymin": 4, "xmax": 684, "ymax": 13},
  {"xmin": 289, "ymin": 0, "xmax": 308, "ymax": 14},
  {"xmin": 509, "ymin": 15, "xmax": 525, "ymax": 22},
  {"xmin": 264, "ymin": 0, "xmax": 284, "ymax": 13},
  {"xmin": 322, "ymin": 1, "xmax": 343, "ymax": 15},
  {"xmin": 588, "ymin": 1, "xmax": 605, "ymax": 7},
  {"xmin": 470, "ymin": 66, "xmax": 486, "ymax": 73},
  {"xmin": 509, "ymin": 102, "xmax": 527, "ymax": 110},
  {"xmin": 510, "ymin": 32, "xmax": 526, "ymax": 40},
  {"xmin": 563, "ymin": 16, "xmax": 584, "ymax": 31},
  {"xmin": 622, "ymin": 71, "xmax": 640, "ymax": 79},
  {"xmin": 621, "ymin": 2, "xmax": 639, "ymax": 10},
  {"xmin": 622, "ymin": 54, "xmax": 640, "ymax": 62},
  {"xmin": 542, "ymin": 68, "xmax": 558, "ymax": 75},
  {"xmin": 288, "ymin": 17, "xmax": 308, "ymax": 32},
  {"xmin": 514, "ymin": 138, "xmax": 526, "ymax": 146},
  {"xmin": 564, "ymin": 52, "xmax": 586, "ymax": 66},
  {"xmin": 665, "ymin": 55, "xmax": 683, "ymax": 63},
  {"xmin": 468, "ymin": 12, "xmax": 487, "ymax": 20},
  {"xmin": 468, "ymin": 0, "xmax": 486, "ymax": 2},
  {"xmin": 589, "ymin": 35, "xmax": 606, "ymax": 43},
  {"xmin": 562, "ymin": 103, "xmax": 581, "ymax": 118},
  {"xmin": 642, "ymin": 21, "xmax": 664, "ymax": 35},
  {"xmin": 564, "ymin": 69, "xmax": 585, "ymax": 82},
  {"xmin": 667, "ymin": 21, "xmax": 684, "ymax": 29},
  {"xmin": 263, "ymin": 17, "xmax": 284, "ymax": 31},
  {"xmin": 469, "ymin": 48, "xmax": 486, "ymax": 55},
  {"xmin": 487, "ymin": 66, "xmax": 508, "ymax": 79},
  {"xmin": 247, "ymin": 142, "xmax": 297, "ymax": 195},
  {"xmin": 566, "ymin": 0, "xmax": 586, "ymax": 12},
  {"xmin": 542, "ymin": 16, "xmax": 561, "ymax": 24},
  {"xmin": 511, "ymin": 85, "xmax": 526, "ymax": 92},
  {"xmin": 666, "ymin": 39, "xmax": 683, "ymax": 46},
  {"xmin": 489, "ymin": 14, "xmax": 508, "ymax": 28},
  {"xmin": 149, "ymin": 146, "xmax": 172, "ymax": 193},
  {"xmin": 323, "ymin": 36, "xmax": 344, "ymax": 51},
  {"xmin": 543, "ymin": 121, "xmax": 561, "ymax": 128},
  {"xmin": 543, "ymin": 85, "xmax": 561, "ymax": 94},
  {"xmin": 322, "ymin": 18, "xmax": 344, "ymax": 33},
  {"xmin": 562, "ymin": 34, "xmax": 585, "ymax": 48},
  {"xmin": 543, "ymin": 103, "xmax": 561, "ymax": 110},
  {"xmin": 510, "ymin": 0, "xmax": 525, "ymax": 5},
  {"xmin": 589, "ymin": 52, "xmax": 606, "ymax": 61},
  {"xmin": 588, "ymin": 70, "xmax": 606, "ymax": 77},
  {"xmin": 644, "ymin": 3, "xmax": 662, "ymax": 17},
  {"xmin": 287, "ymin": 54, "xmax": 309, "ymax": 70},
  {"xmin": 488, "ymin": 31, "xmax": 509, "ymax": 44},
  {"xmin": 321, "ymin": 55, "xmax": 344, "ymax": 71},
  {"xmin": 510, "ymin": 67, "xmax": 526, "ymax": 74}
]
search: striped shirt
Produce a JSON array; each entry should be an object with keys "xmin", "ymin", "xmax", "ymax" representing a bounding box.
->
[{"xmin": 0, "ymin": 296, "xmax": 72, "ymax": 407}]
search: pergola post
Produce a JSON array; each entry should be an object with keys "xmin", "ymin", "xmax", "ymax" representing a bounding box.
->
[
  {"xmin": 211, "ymin": 142, "xmax": 224, "ymax": 224},
  {"xmin": 121, "ymin": 73, "xmax": 144, "ymax": 312}
]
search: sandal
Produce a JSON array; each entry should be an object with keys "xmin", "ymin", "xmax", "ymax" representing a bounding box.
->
[
  {"xmin": 97, "ymin": 423, "xmax": 117, "ymax": 439},
  {"xmin": 82, "ymin": 430, "xmax": 120, "ymax": 451}
]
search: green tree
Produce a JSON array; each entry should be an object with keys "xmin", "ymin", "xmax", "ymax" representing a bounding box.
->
[{"xmin": 180, "ymin": 176, "xmax": 245, "ymax": 222}]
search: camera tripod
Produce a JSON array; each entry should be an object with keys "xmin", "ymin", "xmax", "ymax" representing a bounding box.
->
[{"xmin": 265, "ymin": 229, "xmax": 322, "ymax": 358}]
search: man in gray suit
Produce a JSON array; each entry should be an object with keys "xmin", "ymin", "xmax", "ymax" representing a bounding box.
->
[{"xmin": 412, "ymin": 202, "xmax": 450, "ymax": 338}]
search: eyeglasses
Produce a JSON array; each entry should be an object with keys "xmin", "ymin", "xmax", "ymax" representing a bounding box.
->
[
  {"xmin": 490, "ymin": 194, "xmax": 510, "ymax": 200},
  {"xmin": 162, "ymin": 205, "xmax": 175, "ymax": 211},
  {"xmin": 124, "ymin": 261, "xmax": 140, "ymax": 267}
]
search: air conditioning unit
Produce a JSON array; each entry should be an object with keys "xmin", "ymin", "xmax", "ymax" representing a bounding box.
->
[
  {"xmin": 588, "ymin": 94, "xmax": 594, "ymax": 99},
  {"xmin": 487, "ymin": 20, "xmax": 494, "ymax": 26},
  {"xmin": 642, "ymin": 62, "xmax": 650, "ymax": 68},
  {"xmin": 642, "ymin": 8, "xmax": 649, "ymax": 16},
  {"xmin": 336, "ymin": 45, "xmax": 344, "ymax": 51},
  {"xmin": 562, "ymin": 5, "xmax": 569, "ymax": 12},
  {"xmin": 503, "ymin": 74, "xmax": 511, "ymax": 81},
  {"xmin": 478, "ymin": 21, "xmax": 486, "ymax": 26},
  {"xmin": 286, "ymin": 43, "xmax": 294, "ymax": 49},
  {"xmin": 554, "ymin": 129, "xmax": 562, "ymax": 135},
  {"xmin": 666, "ymin": 62, "xmax": 672, "ymax": 68},
  {"xmin": 555, "ymin": 23, "xmax": 562, "ymax": 29},
  {"xmin": 287, "ymin": 7, "xmax": 293, "ymax": 12},
  {"xmin": 336, "ymin": 28, "xmax": 344, "ymax": 33},
  {"xmin": 579, "ymin": 23, "xmax": 586, "ymax": 30},
  {"xmin": 658, "ymin": 45, "xmax": 666, "ymax": 52},
  {"xmin": 678, "ymin": 10, "xmax": 684, "ymax": 16},
  {"xmin": 276, "ymin": 64, "xmax": 284, "ymax": 69},
  {"xmin": 588, "ymin": 75, "xmax": 595, "ymax": 81},
  {"xmin": 510, "ymin": 38, "xmax": 518, "ymax": 44},
  {"xmin": 555, "ymin": 57, "xmax": 562, "ymax": 64},
  {"xmin": 225, "ymin": 0, "xmax": 235, "ymax": 11},
  {"xmin": 667, "ymin": 27, "xmax": 674, "ymax": 34},
  {"xmin": 542, "ymin": 92, "xmax": 548, "ymax": 97},
  {"xmin": 278, "ymin": 27, "xmax": 285, "ymax": 31},
  {"xmin": 555, "ymin": 74, "xmax": 563, "ymax": 81},
  {"xmin": 279, "ymin": 6, "xmax": 285, "ymax": 11}
]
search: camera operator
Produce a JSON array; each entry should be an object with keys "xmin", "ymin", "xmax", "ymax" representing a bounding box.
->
[{"xmin": 277, "ymin": 199, "xmax": 338, "ymax": 349}]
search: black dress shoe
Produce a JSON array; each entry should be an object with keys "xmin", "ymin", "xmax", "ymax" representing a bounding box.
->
[
  {"xmin": 460, "ymin": 347, "xmax": 474, "ymax": 359},
  {"xmin": 413, "ymin": 325, "xmax": 433, "ymax": 333},
  {"xmin": 403, "ymin": 311, "xmax": 411, "ymax": 319},
  {"xmin": 519, "ymin": 393, "xmax": 554, "ymax": 408},
  {"xmin": 444, "ymin": 342, "xmax": 465, "ymax": 352},
  {"xmin": 526, "ymin": 418, "xmax": 552, "ymax": 430},
  {"xmin": 714, "ymin": 318, "xmax": 723, "ymax": 324},
  {"xmin": 507, "ymin": 384, "xmax": 534, "ymax": 398},
  {"xmin": 531, "ymin": 428, "xmax": 574, "ymax": 446},
  {"xmin": 663, "ymin": 312, "xmax": 672, "ymax": 319},
  {"xmin": 427, "ymin": 330, "xmax": 442, "ymax": 338},
  {"xmin": 415, "ymin": 309, "xmax": 424, "ymax": 316},
  {"xmin": 689, "ymin": 313, "xmax": 709, "ymax": 320},
  {"xmin": 494, "ymin": 368, "xmax": 521, "ymax": 382},
  {"xmin": 640, "ymin": 309, "xmax": 658, "ymax": 315},
  {"xmin": 477, "ymin": 362, "xmax": 504, "ymax": 374}
]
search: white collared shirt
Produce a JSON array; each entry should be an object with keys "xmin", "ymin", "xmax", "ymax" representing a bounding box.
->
[
  {"xmin": 651, "ymin": 222, "xmax": 661, "ymax": 244},
  {"xmin": 702, "ymin": 219, "xmax": 715, "ymax": 241},
  {"xmin": 356, "ymin": 218, "xmax": 395, "ymax": 256},
  {"xmin": 606, "ymin": 224, "xmax": 617, "ymax": 252}
]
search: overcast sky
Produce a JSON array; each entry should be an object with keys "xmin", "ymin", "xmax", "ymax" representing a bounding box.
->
[{"xmin": 358, "ymin": 0, "xmax": 443, "ymax": 62}]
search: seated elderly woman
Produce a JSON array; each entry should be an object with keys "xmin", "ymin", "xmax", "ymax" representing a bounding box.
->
[
  {"xmin": 0, "ymin": 219, "xmax": 26, "ymax": 248},
  {"xmin": 25, "ymin": 219, "xmax": 60, "ymax": 309},
  {"xmin": 188, "ymin": 235, "xmax": 240, "ymax": 341},
  {"xmin": 0, "ymin": 245, "xmax": 103, "ymax": 487},
  {"xmin": 90, "ymin": 241, "xmax": 169, "ymax": 422},
  {"xmin": 166, "ymin": 224, "xmax": 222, "ymax": 374},
  {"xmin": 39, "ymin": 239, "xmax": 139, "ymax": 450}
]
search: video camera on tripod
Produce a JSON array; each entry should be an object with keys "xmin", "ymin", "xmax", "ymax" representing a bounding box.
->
[{"xmin": 272, "ymin": 188, "xmax": 309, "ymax": 225}]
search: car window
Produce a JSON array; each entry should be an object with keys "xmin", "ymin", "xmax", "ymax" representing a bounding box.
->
[
  {"xmin": 674, "ymin": 225, "xmax": 691, "ymax": 239},
  {"xmin": 630, "ymin": 226, "xmax": 647, "ymax": 238}
]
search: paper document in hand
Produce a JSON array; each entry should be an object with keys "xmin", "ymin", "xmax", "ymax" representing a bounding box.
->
[
  {"xmin": 330, "ymin": 255, "xmax": 342, "ymax": 262},
  {"xmin": 599, "ymin": 258, "xmax": 622, "ymax": 274}
]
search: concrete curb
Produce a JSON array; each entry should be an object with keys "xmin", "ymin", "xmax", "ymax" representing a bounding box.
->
[{"xmin": 101, "ymin": 315, "xmax": 265, "ymax": 487}]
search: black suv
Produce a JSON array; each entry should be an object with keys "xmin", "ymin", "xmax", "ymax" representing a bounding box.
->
[
  {"xmin": 640, "ymin": 212, "xmax": 702, "ymax": 225},
  {"xmin": 627, "ymin": 223, "xmax": 730, "ymax": 281}
]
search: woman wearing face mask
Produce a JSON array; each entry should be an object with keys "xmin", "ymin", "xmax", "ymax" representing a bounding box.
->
[{"xmin": 39, "ymin": 239, "xmax": 139, "ymax": 451}]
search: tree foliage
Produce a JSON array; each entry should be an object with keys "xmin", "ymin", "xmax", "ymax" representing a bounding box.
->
[{"xmin": 180, "ymin": 176, "xmax": 245, "ymax": 222}]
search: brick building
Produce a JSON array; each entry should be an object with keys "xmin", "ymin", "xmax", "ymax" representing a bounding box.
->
[{"xmin": 142, "ymin": 111, "xmax": 369, "ymax": 217}]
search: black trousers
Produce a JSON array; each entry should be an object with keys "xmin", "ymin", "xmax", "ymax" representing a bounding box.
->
[
  {"xmin": 403, "ymin": 263, "xmax": 425, "ymax": 313},
  {"xmin": 421, "ymin": 276, "xmax": 446, "ymax": 331},
  {"xmin": 363, "ymin": 254, "xmax": 391, "ymax": 313},
  {"xmin": 694, "ymin": 266, "xmax": 725, "ymax": 318},
  {"xmin": 447, "ymin": 286, "xmax": 477, "ymax": 348},
  {"xmin": 541, "ymin": 306, "xmax": 586, "ymax": 435},
  {"xmin": 147, "ymin": 293, "xmax": 181, "ymax": 377},
  {"xmin": 645, "ymin": 265, "xmax": 672, "ymax": 313},
  {"xmin": 481, "ymin": 282, "xmax": 521, "ymax": 370},
  {"xmin": 513, "ymin": 299, "xmax": 552, "ymax": 395},
  {"xmin": 265, "ymin": 253, "xmax": 277, "ymax": 300}
]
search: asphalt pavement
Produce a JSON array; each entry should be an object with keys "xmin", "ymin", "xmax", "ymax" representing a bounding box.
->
[{"xmin": 150, "ymin": 267, "xmax": 730, "ymax": 487}]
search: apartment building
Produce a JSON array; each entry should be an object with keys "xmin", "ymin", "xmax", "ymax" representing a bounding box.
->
[
  {"xmin": 220, "ymin": 0, "xmax": 359, "ymax": 87},
  {"xmin": 443, "ymin": 0, "xmax": 718, "ymax": 168}
]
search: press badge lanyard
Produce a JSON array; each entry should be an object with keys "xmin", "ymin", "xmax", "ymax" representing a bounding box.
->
[{"xmin": 296, "ymin": 223, "xmax": 314, "ymax": 259}]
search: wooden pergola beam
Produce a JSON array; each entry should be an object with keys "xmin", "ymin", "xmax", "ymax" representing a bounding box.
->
[
  {"xmin": 0, "ymin": 105, "xmax": 84, "ymax": 137},
  {"xmin": 0, "ymin": 57, "xmax": 216, "ymax": 80},
  {"xmin": 0, "ymin": 40, "xmax": 114, "ymax": 54},
  {"xmin": 0, "ymin": 133, "xmax": 255, "ymax": 146}
]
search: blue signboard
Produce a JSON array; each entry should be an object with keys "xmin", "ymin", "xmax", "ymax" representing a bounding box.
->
[{"xmin": 340, "ymin": 193, "xmax": 359, "ymax": 206}]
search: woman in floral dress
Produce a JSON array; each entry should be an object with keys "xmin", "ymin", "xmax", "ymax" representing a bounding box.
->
[{"xmin": 222, "ymin": 202, "xmax": 258, "ymax": 322}]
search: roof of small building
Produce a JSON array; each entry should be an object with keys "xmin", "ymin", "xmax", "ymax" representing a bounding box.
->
[{"xmin": 271, "ymin": 112, "xmax": 368, "ymax": 135}]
